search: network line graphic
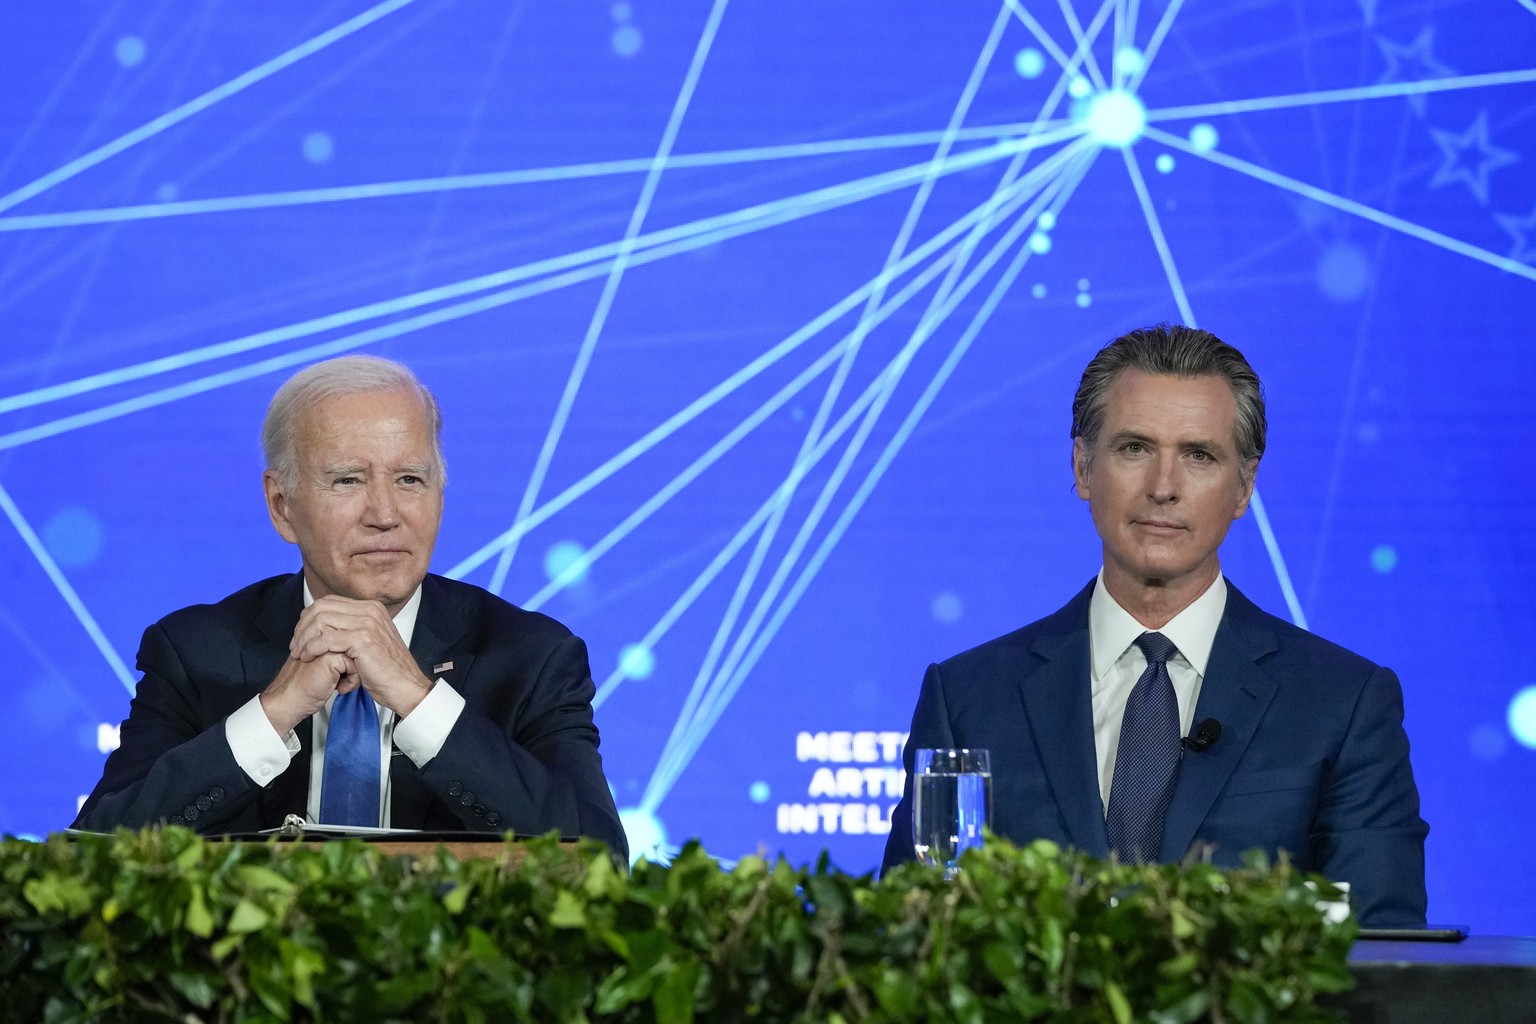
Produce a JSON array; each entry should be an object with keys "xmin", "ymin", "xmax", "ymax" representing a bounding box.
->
[{"xmin": 1, "ymin": 2, "xmax": 1534, "ymax": 926}]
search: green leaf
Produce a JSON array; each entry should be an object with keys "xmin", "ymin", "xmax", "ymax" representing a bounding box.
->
[
  {"xmin": 227, "ymin": 898, "xmax": 271, "ymax": 934},
  {"xmin": 549, "ymin": 889, "xmax": 587, "ymax": 929},
  {"xmin": 1104, "ymin": 981, "xmax": 1133, "ymax": 1024},
  {"xmin": 185, "ymin": 883, "xmax": 214, "ymax": 938},
  {"xmin": 653, "ymin": 959, "xmax": 701, "ymax": 1024}
]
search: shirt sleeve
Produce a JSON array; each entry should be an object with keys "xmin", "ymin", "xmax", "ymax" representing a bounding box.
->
[
  {"xmin": 391, "ymin": 678, "xmax": 465, "ymax": 768},
  {"xmin": 224, "ymin": 694, "xmax": 300, "ymax": 786}
]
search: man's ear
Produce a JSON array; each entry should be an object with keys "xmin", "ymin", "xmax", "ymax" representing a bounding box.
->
[
  {"xmin": 1232, "ymin": 458, "xmax": 1260, "ymax": 519},
  {"xmin": 1072, "ymin": 437, "xmax": 1093, "ymax": 500},
  {"xmin": 264, "ymin": 470, "xmax": 300, "ymax": 544}
]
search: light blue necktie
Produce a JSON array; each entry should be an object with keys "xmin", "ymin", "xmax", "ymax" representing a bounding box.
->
[
  {"xmin": 1105, "ymin": 632, "xmax": 1181, "ymax": 862},
  {"xmin": 319, "ymin": 687, "xmax": 381, "ymax": 826}
]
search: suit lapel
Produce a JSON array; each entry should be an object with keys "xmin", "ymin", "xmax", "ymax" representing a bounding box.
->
[
  {"xmin": 242, "ymin": 574, "xmax": 310, "ymax": 822},
  {"xmin": 1018, "ymin": 582, "xmax": 1109, "ymax": 857},
  {"xmin": 1158, "ymin": 583, "xmax": 1279, "ymax": 861},
  {"xmin": 389, "ymin": 575, "xmax": 475, "ymax": 828}
]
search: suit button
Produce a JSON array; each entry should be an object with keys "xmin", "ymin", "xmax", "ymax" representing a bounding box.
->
[
  {"xmin": 485, "ymin": 812, "xmax": 500, "ymax": 828},
  {"xmin": 459, "ymin": 790, "xmax": 475, "ymax": 807},
  {"xmin": 184, "ymin": 806, "xmax": 200, "ymax": 822},
  {"xmin": 196, "ymin": 796, "xmax": 212, "ymax": 811},
  {"xmin": 169, "ymin": 815, "xmax": 186, "ymax": 827},
  {"xmin": 209, "ymin": 787, "xmax": 225, "ymax": 803},
  {"xmin": 472, "ymin": 804, "xmax": 485, "ymax": 816},
  {"xmin": 447, "ymin": 781, "xmax": 463, "ymax": 797}
]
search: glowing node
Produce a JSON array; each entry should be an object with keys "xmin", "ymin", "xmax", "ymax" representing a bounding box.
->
[
  {"xmin": 1114, "ymin": 46, "xmax": 1145, "ymax": 78},
  {"xmin": 931, "ymin": 592, "xmax": 963, "ymax": 623},
  {"xmin": 1076, "ymin": 293, "xmax": 1092, "ymax": 309},
  {"xmin": 1013, "ymin": 48, "xmax": 1046, "ymax": 79},
  {"xmin": 114, "ymin": 36, "xmax": 146, "ymax": 68},
  {"xmin": 1317, "ymin": 242, "xmax": 1373, "ymax": 302},
  {"xmin": 1509, "ymin": 687, "xmax": 1536, "ymax": 749},
  {"xmin": 618, "ymin": 643, "xmax": 656, "ymax": 681},
  {"xmin": 1037, "ymin": 210, "xmax": 1057, "ymax": 231},
  {"xmin": 1155, "ymin": 154, "xmax": 1175, "ymax": 174},
  {"xmin": 1028, "ymin": 232, "xmax": 1052, "ymax": 254},
  {"xmin": 302, "ymin": 131, "xmax": 334, "ymax": 164},
  {"xmin": 1031, "ymin": 283, "xmax": 1047, "ymax": 299},
  {"xmin": 612, "ymin": 25, "xmax": 642, "ymax": 57},
  {"xmin": 1068, "ymin": 75, "xmax": 1092, "ymax": 99},
  {"xmin": 1083, "ymin": 89, "xmax": 1146, "ymax": 147},
  {"xmin": 42, "ymin": 506, "xmax": 105, "ymax": 567},
  {"xmin": 749, "ymin": 781, "xmax": 771, "ymax": 803},
  {"xmin": 1189, "ymin": 123, "xmax": 1219, "ymax": 152},
  {"xmin": 1369, "ymin": 544, "xmax": 1398, "ymax": 574},
  {"xmin": 619, "ymin": 807, "xmax": 668, "ymax": 865},
  {"xmin": 543, "ymin": 539, "xmax": 590, "ymax": 585},
  {"xmin": 1077, "ymin": 278, "xmax": 1091, "ymax": 291}
]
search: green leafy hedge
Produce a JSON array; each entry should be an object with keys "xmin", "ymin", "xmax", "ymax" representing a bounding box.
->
[{"xmin": 0, "ymin": 829, "xmax": 1354, "ymax": 1023}]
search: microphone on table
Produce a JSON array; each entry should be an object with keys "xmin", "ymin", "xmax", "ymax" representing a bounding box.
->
[{"xmin": 1180, "ymin": 718, "xmax": 1223, "ymax": 753}]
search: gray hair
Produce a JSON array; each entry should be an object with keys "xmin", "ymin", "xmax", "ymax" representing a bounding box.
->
[
  {"xmin": 1071, "ymin": 323, "xmax": 1266, "ymax": 479},
  {"xmin": 261, "ymin": 355, "xmax": 446, "ymax": 490}
]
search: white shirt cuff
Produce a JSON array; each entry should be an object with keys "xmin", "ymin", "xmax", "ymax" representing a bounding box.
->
[
  {"xmin": 392, "ymin": 678, "xmax": 464, "ymax": 768},
  {"xmin": 225, "ymin": 694, "xmax": 299, "ymax": 786}
]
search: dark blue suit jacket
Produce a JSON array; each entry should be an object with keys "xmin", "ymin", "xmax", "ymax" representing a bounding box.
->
[
  {"xmin": 74, "ymin": 573, "xmax": 627, "ymax": 858},
  {"xmin": 881, "ymin": 580, "xmax": 1427, "ymax": 926}
]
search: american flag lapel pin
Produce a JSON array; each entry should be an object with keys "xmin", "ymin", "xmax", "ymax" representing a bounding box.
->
[{"xmin": 433, "ymin": 661, "xmax": 454, "ymax": 675}]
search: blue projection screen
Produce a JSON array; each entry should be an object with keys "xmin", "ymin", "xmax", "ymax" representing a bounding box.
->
[{"xmin": 2, "ymin": 1, "xmax": 1533, "ymax": 932}]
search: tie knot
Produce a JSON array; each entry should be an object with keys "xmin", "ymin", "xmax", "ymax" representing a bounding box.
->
[{"xmin": 1134, "ymin": 631, "xmax": 1177, "ymax": 665}]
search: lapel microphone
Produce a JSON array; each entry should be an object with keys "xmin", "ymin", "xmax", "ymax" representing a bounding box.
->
[{"xmin": 1180, "ymin": 718, "xmax": 1223, "ymax": 753}]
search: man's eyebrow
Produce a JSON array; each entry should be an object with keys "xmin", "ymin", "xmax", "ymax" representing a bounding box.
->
[{"xmin": 323, "ymin": 463, "xmax": 367, "ymax": 476}]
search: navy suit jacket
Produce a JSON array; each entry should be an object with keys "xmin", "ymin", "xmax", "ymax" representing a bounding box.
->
[
  {"xmin": 881, "ymin": 579, "xmax": 1427, "ymax": 926},
  {"xmin": 74, "ymin": 573, "xmax": 627, "ymax": 858}
]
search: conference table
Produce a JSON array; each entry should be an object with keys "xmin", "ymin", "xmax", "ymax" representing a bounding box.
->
[{"xmin": 1342, "ymin": 936, "xmax": 1536, "ymax": 1024}]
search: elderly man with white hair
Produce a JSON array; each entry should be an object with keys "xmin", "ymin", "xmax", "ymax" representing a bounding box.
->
[{"xmin": 75, "ymin": 355, "xmax": 627, "ymax": 857}]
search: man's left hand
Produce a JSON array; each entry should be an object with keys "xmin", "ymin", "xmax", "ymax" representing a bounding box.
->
[{"xmin": 290, "ymin": 596, "xmax": 434, "ymax": 717}]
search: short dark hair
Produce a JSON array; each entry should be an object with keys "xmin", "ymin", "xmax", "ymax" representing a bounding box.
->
[{"xmin": 1071, "ymin": 323, "xmax": 1266, "ymax": 474}]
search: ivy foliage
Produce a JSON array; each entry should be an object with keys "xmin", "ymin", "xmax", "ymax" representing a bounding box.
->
[{"xmin": 0, "ymin": 829, "xmax": 1354, "ymax": 1023}]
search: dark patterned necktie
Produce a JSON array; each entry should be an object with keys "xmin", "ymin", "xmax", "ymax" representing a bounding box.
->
[
  {"xmin": 319, "ymin": 687, "xmax": 381, "ymax": 826},
  {"xmin": 1105, "ymin": 632, "xmax": 1181, "ymax": 862}
]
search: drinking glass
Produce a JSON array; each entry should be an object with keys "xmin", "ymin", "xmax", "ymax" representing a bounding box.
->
[{"xmin": 912, "ymin": 747, "xmax": 991, "ymax": 877}]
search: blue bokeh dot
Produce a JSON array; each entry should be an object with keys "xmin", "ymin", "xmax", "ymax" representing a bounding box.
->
[
  {"xmin": 302, "ymin": 131, "xmax": 334, "ymax": 163},
  {"xmin": 1508, "ymin": 687, "xmax": 1536, "ymax": 749},
  {"xmin": 1037, "ymin": 211, "xmax": 1057, "ymax": 231},
  {"xmin": 1155, "ymin": 153, "xmax": 1175, "ymax": 174},
  {"xmin": 1031, "ymin": 283, "xmax": 1047, "ymax": 299},
  {"xmin": 1369, "ymin": 544, "xmax": 1398, "ymax": 574},
  {"xmin": 544, "ymin": 540, "xmax": 590, "ymax": 585},
  {"xmin": 749, "ymin": 781, "xmax": 771, "ymax": 803},
  {"xmin": 114, "ymin": 36, "xmax": 146, "ymax": 67},
  {"xmin": 1316, "ymin": 242, "xmax": 1373, "ymax": 302},
  {"xmin": 1013, "ymin": 48, "xmax": 1045, "ymax": 79},
  {"xmin": 1076, "ymin": 292, "xmax": 1092, "ymax": 308},
  {"xmin": 1189, "ymin": 123, "xmax": 1219, "ymax": 152},
  {"xmin": 1028, "ymin": 231, "xmax": 1052, "ymax": 254},
  {"xmin": 612, "ymin": 25, "xmax": 642, "ymax": 57},
  {"xmin": 931, "ymin": 591, "xmax": 963, "ymax": 623},
  {"xmin": 42, "ymin": 506, "xmax": 105, "ymax": 567},
  {"xmin": 611, "ymin": 1, "xmax": 633, "ymax": 21}
]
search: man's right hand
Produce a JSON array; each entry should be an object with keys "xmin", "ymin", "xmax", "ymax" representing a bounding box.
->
[{"xmin": 259, "ymin": 650, "xmax": 357, "ymax": 736}]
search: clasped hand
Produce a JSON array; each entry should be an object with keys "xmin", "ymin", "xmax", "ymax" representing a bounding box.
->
[{"xmin": 259, "ymin": 596, "xmax": 433, "ymax": 736}]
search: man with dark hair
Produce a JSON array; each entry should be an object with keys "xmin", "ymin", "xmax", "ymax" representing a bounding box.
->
[
  {"xmin": 75, "ymin": 355, "xmax": 628, "ymax": 858},
  {"xmin": 881, "ymin": 324, "xmax": 1427, "ymax": 926}
]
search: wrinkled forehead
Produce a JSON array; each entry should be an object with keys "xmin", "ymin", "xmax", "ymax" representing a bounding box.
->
[{"xmin": 296, "ymin": 389, "xmax": 436, "ymax": 458}]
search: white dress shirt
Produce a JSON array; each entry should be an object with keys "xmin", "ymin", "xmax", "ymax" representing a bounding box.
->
[
  {"xmin": 1088, "ymin": 571, "xmax": 1228, "ymax": 813},
  {"xmin": 223, "ymin": 581, "xmax": 466, "ymax": 826}
]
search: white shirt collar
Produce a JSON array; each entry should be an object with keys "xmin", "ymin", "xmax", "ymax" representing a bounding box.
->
[
  {"xmin": 1088, "ymin": 570, "xmax": 1227, "ymax": 680},
  {"xmin": 299, "ymin": 577, "xmax": 422, "ymax": 648}
]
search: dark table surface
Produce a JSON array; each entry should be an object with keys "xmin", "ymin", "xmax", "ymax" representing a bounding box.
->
[
  {"xmin": 1351, "ymin": 935, "xmax": 1536, "ymax": 966},
  {"xmin": 1342, "ymin": 936, "xmax": 1536, "ymax": 1024}
]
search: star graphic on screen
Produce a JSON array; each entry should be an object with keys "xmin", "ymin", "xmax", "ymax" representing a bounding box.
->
[
  {"xmin": 1376, "ymin": 26, "xmax": 1456, "ymax": 115},
  {"xmin": 1496, "ymin": 204, "xmax": 1536, "ymax": 264},
  {"xmin": 1427, "ymin": 111, "xmax": 1519, "ymax": 206}
]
